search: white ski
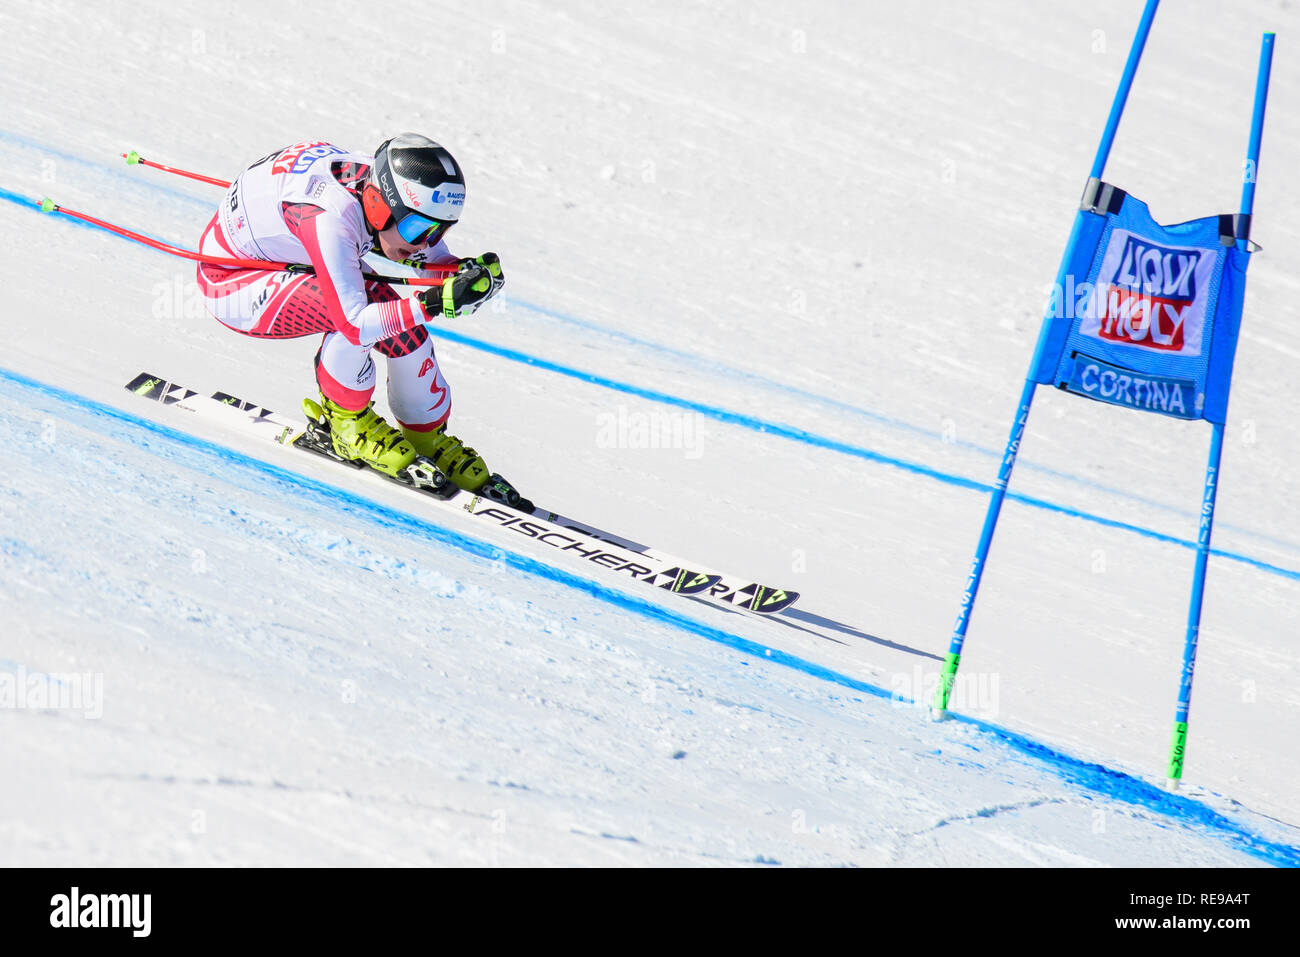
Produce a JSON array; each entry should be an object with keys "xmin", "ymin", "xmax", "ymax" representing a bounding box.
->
[{"xmin": 125, "ymin": 372, "xmax": 800, "ymax": 619}]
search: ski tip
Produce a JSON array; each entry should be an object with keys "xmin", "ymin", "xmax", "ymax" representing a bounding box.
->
[
  {"xmin": 747, "ymin": 586, "xmax": 800, "ymax": 614},
  {"xmin": 125, "ymin": 371, "xmax": 160, "ymax": 391},
  {"xmin": 39, "ymin": 197, "xmax": 56, "ymax": 213},
  {"xmin": 667, "ymin": 570, "xmax": 723, "ymax": 596},
  {"xmin": 124, "ymin": 150, "xmax": 142, "ymax": 166}
]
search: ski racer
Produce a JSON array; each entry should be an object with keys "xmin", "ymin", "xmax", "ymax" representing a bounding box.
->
[{"xmin": 196, "ymin": 133, "xmax": 503, "ymax": 490}]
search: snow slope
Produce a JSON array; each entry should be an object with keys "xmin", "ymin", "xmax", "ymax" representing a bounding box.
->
[{"xmin": 1, "ymin": 0, "xmax": 1298, "ymax": 865}]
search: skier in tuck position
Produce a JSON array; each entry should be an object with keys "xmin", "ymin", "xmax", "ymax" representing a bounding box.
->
[{"xmin": 196, "ymin": 133, "xmax": 504, "ymax": 491}]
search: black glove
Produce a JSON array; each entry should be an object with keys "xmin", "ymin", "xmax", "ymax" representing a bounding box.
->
[{"xmin": 419, "ymin": 253, "xmax": 504, "ymax": 319}]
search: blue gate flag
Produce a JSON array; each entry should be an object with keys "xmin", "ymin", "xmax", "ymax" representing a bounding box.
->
[{"xmin": 1029, "ymin": 181, "xmax": 1251, "ymax": 425}]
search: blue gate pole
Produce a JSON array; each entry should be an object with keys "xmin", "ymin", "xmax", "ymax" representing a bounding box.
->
[
  {"xmin": 1088, "ymin": 0, "xmax": 1161, "ymax": 180},
  {"xmin": 933, "ymin": 0, "xmax": 1160, "ymax": 718},
  {"xmin": 1165, "ymin": 31, "xmax": 1274, "ymax": 788},
  {"xmin": 1166, "ymin": 424, "xmax": 1225, "ymax": 787}
]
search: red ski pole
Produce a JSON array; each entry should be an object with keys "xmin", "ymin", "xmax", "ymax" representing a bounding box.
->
[
  {"xmin": 123, "ymin": 150, "xmax": 232, "ymax": 188},
  {"xmin": 38, "ymin": 197, "xmax": 452, "ymax": 286}
]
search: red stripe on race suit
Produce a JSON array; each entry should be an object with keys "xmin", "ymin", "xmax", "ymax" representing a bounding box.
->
[
  {"xmin": 197, "ymin": 260, "xmax": 279, "ymax": 296},
  {"xmin": 378, "ymin": 298, "xmax": 417, "ymax": 341},
  {"xmin": 207, "ymin": 213, "xmax": 240, "ymax": 257},
  {"xmin": 282, "ymin": 202, "xmax": 365, "ymax": 345},
  {"xmin": 256, "ymin": 273, "xmax": 314, "ymax": 330},
  {"xmin": 396, "ymin": 414, "xmax": 449, "ymax": 431},
  {"xmin": 197, "ymin": 264, "xmax": 277, "ymax": 296},
  {"xmin": 283, "ymin": 202, "xmax": 436, "ymax": 347},
  {"xmin": 196, "ymin": 214, "xmax": 278, "ymax": 295},
  {"xmin": 315, "ymin": 356, "xmax": 374, "ymax": 410}
]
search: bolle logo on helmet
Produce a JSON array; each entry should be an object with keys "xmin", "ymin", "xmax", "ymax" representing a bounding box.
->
[
  {"xmin": 1082, "ymin": 230, "xmax": 1213, "ymax": 356},
  {"xmin": 403, "ymin": 182, "xmax": 422, "ymax": 208},
  {"xmin": 379, "ymin": 169, "xmax": 400, "ymax": 207},
  {"xmin": 273, "ymin": 142, "xmax": 347, "ymax": 175}
]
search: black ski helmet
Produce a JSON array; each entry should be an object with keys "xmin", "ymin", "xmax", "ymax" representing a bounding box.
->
[{"xmin": 362, "ymin": 132, "xmax": 465, "ymax": 245}]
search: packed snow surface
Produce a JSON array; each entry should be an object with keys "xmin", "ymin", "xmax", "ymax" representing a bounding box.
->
[{"xmin": 1, "ymin": 0, "xmax": 1297, "ymax": 865}]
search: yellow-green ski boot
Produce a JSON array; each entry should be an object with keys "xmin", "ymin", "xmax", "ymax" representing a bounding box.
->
[
  {"xmin": 402, "ymin": 424, "xmax": 490, "ymax": 492},
  {"xmin": 303, "ymin": 396, "xmax": 417, "ymax": 479}
]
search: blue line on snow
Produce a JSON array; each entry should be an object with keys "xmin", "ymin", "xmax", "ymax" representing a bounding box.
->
[
  {"xmin": 3, "ymin": 136, "xmax": 1298, "ymax": 582},
  {"xmin": 0, "ymin": 185, "xmax": 193, "ymax": 248},
  {"xmin": 0, "ymin": 186, "xmax": 101, "ymax": 231},
  {"xmin": 0, "ymin": 187, "xmax": 42, "ymax": 209},
  {"xmin": 0, "ymin": 128, "xmax": 215, "ymax": 209},
  {"xmin": 0, "ymin": 364, "xmax": 1295, "ymax": 866}
]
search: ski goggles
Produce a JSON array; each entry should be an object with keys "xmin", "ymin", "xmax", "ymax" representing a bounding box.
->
[{"xmin": 394, "ymin": 211, "xmax": 454, "ymax": 245}]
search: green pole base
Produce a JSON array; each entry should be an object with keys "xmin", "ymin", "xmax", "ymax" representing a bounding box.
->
[
  {"xmin": 931, "ymin": 651, "xmax": 961, "ymax": 717},
  {"xmin": 39, "ymin": 197, "xmax": 56, "ymax": 213},
  {"xmin": 1166, "ymin": 720, "xmax": 1189, "ymax": 783},
  {"xmin": 125, "ymin": 150, "xmax": 142, "ymax": 165}
]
